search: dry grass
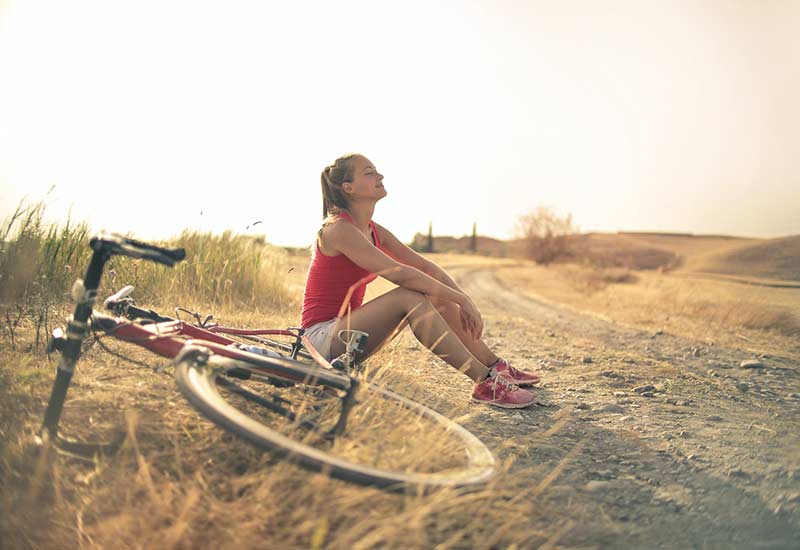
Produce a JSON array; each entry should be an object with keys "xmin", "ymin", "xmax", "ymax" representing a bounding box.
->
[
  {"xmin": 0, "ymin": 217, "xmax": 574, "ymax": 549},
  {"xmin": 0, "ymin": 311, "xmax": 572, "ymax": 550},
  {"xmin": 493, "ymin": 259, "xmax": 800, "ymax": 350},
  {"xmin": 11, "ymin": 217, "xmax": 796, "ymax": 548}
]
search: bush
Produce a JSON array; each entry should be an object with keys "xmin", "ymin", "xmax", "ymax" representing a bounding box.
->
[{"xmin": 515, "ymin": 207, "xmax": 576, "ymax": 265}]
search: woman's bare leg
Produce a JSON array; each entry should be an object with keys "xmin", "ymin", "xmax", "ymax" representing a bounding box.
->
[
  {"xmin": 329, "ymin": 288, "xmax": 490, "ymax": 382},
  {"xmin": 429, "ymin": 297, "xmax": 499, "ymax": 367}
]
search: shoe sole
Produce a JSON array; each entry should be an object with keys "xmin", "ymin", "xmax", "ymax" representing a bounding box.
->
[{"xmin": 470, "ymin": 398, "xmax": 535, "ymax": 409}]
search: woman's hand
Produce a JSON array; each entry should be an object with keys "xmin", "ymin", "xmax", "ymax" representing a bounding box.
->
[{"xmin": 458, "ymin": 296, "xmax": 484, "ymax": 341}]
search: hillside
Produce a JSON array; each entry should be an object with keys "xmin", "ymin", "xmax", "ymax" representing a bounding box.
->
[
  {"xmin": 418, "ymin": 231, "xmax": 799, "ymax": 282},
  {"xmin": 690, "ymin": 235, "xmax": 800, "ymax": 282}
]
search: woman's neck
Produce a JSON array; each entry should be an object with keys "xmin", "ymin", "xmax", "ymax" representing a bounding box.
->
[{"xmin": 344, "ymin": 203, "xmax": 375, "ymax": 231}]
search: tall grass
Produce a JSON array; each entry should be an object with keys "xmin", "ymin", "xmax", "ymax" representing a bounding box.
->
[
  {"xmin": 106, "ymin": 230, "xmax": 291, "ymax": 310},
  {"xmin": 0, "ymin": 201, "xmax": 91, "ymax": 304},
  {"xmin": 0, "ymin": 201, "xmax": 292, "ymax": 348}
]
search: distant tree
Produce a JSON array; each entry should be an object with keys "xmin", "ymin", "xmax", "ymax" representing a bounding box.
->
[
  {"xmin": 515, "ymin": 207, "xmax": 576, "ymax": 265},
  {"xmin": 426, "ymin": 221, "xmax": 434, "ymax": 253},
  {"xmin": 470, "ymin": 222, "xmax": 477, "ymax": 253}
]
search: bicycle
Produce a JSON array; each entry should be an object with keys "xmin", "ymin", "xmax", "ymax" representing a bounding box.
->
[{"xmin": 38, "ymin": 233, "xmax": 497, "ymax": 491}]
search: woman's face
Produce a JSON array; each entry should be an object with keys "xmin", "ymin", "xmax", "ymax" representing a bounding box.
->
[{"xmin": 344, "ymin": 156, "xmax": 386, "ymax": 203}]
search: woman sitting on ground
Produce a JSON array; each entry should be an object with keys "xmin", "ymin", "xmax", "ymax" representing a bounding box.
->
[{"xmin": 301, "ymin": 153, "xmax": 540, "ymax": 408}]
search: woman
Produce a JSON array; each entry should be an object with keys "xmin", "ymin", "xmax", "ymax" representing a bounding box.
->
[{"xmin": 301, "ymin": 154, "xmax": 540, "ymax": 408}]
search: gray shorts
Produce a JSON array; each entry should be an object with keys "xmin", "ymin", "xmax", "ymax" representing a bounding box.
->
[{"xmin": 303, "ymin": 318, "xmax": 338, "ymax": 361}]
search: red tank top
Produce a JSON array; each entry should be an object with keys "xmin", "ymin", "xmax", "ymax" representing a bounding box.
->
[{"xmin": 301, "ymin": 212, "xmax": 383, "ymax": 329}]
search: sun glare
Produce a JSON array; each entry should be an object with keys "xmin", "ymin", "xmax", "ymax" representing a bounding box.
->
[{"xmin": 1, "ymin": 0, "xmax": 798, "ymax": 245}]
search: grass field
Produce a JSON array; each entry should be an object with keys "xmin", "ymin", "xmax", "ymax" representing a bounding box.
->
[{"xmin": 2, "ymin": 206, "xmax": 798, "ymax": 548}]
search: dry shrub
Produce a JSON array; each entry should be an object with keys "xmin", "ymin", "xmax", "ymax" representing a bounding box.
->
[
  {"xmin": 564, "ymin": 266, "xmax": 638, "ymax": 295},
  {"xmin": 515, "ymin": 207, "xmax": 576, "ymax": 265}
]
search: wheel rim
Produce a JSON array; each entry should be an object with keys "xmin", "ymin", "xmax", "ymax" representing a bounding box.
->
[{"xmin": 176, "ymin": 359, "xmax": 496, "ymax": 490}]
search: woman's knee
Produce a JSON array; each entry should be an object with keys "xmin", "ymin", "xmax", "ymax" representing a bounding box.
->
[
  {"xmin": 392, "ymin": 287, "xmax": 431, "ymax": 313},
  {"xmin": 429, "ymin": 296, "xmax": 457, "ymax": 317}
]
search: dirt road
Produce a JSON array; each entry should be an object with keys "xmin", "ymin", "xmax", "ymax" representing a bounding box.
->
[{"xmin": 419, "ymin": 262, "xmax": 800, "ymax": 549}]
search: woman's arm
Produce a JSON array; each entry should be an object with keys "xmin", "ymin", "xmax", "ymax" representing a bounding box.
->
[
  {"xmin": 325, "ymin": 221, "xmax": 483, "ymax": 337},
  {"xmin": 374, "ymin": 223, "xmax": 466, "ymax": 294}
]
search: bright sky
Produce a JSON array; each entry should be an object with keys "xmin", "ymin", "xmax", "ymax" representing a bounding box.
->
[{"xmin": 1, "ymin": 0, "xmax": 798, "ymax": 247}]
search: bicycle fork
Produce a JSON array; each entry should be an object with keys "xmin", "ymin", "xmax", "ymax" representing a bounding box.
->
[{"xmin": 40, "ymin": 251, "xmax": 107, "ymax": 441}]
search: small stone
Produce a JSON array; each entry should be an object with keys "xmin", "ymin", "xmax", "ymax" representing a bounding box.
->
[
  {"xmin": 736, "ymin": 382, "xmax": 750, "ymax": 392},
  {"xmin": 728, "ymin": 467, "xmax": 749, "ymax": 478},
  {"xmin": 575, "ymin": 402, "xmax": 591, "ymax": 410},
  {"xmin": 584, "ymin": 480, "xmax": 612, "ymax": 492},
  {"xmin": 619, "ymin": 415, "xmax": 632, "ymax": 422},
  {"xmin": 677, "ymin": 400, "xmax": 692, "ymax": 406},
  {"xmin": 548, "ymin": 332, "xmax": 556, "ymax": 337},
  {"xmin": 692, "ymin": 348, "xmax": 701, "ymax": 357},
  {"xmin": 511, "ymin": 413, "xmax": 524, "ymax": 421},
  {"xmin": 740, "ymin": 360, "xmax": 765, "ymax": 369},
  {"xmin": 641, "ymin": 391, "xmax": 655, "ymax": 398},
  {"xmin": 678, "ymin": 430, "xmax": 691, "ymax": 438},
  {"xmin": 613, "ymin": 391, "xmax": 627, "ymax": 397},
  {"xmin": 788, "ymin": 393, "xmax": 800, "ymax": 400},
  {"xmin": 787, "ymin": 493, "xmax": 800, "ymax": 504},
  {"xmin": 705, "ymin": 415, "xmax": 723, "ymax": 422},
  {"xmin": 600, "ymin": 404, "xmax": 626, "ymax": 414},
  {"xmin": 583, "ymin": 356, "xmax": 593, "ymax": 364},
  {"xmin": 634, "ymin": 385, "xmax": 656, "ymax": 393},
  {"xmin": 707, "ymin": 369, "xmax": 718, "ymax": 377}
]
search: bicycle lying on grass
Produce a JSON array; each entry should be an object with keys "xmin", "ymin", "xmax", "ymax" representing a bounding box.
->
[{"xmin": 38, "ymin": 234, "xmax": 496, "ymax": 491}]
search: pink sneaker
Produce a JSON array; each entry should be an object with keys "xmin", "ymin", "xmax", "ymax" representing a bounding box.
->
[
  {"xmin": 471, "ymin": 374, "xmax": 535, "ymax": 409},
  {"xmin": 491, "ymin": 359, "xmax": 540, "ymax": 386}
]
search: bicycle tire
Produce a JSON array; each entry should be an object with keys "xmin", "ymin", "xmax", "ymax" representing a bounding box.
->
[{"xmin": 174, "ymin": 351, "xmax": 496, "ymax": 491}]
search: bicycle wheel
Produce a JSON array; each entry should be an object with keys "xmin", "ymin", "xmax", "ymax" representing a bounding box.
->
[{"xmin": 173, "ymin": 348, "xmax": 496, "ymax": 490}]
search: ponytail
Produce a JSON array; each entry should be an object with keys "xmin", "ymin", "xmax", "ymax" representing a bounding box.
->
[{"xmin": 320, "ymin": 154, "xmax": 359, "ymax": 219}]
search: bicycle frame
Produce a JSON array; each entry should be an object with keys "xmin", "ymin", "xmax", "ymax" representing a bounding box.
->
[
  {"xmin": 39, "ymin": 234, "xmax": 356, "ymax": 457},
  {"xmin": 89, "ymin": 315, "xmax": 347, "ymax": 391}
]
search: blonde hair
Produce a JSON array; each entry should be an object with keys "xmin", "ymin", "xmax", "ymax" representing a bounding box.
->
[{"xmin": 320, "ymin": 154, "xmax": 360, "ymax": 218}]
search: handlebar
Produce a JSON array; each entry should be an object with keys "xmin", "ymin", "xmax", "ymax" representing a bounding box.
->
[{"xmin": 90, "ymin": 233, "xmax": 186, "ymax": 267}]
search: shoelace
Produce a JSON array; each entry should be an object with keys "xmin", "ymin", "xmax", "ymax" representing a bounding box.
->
[{"xmin": 490, "ymin": 373, "xmax": 521, "ymax": 395}]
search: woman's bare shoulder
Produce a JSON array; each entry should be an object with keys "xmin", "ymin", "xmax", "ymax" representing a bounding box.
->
[{"xmin": 318, "ymin": 217, "xmax": 361, "ymax": 255}]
